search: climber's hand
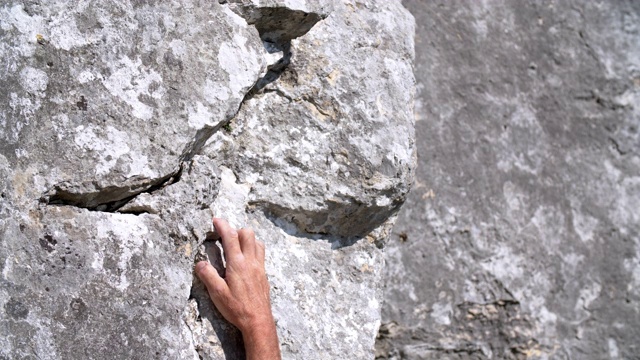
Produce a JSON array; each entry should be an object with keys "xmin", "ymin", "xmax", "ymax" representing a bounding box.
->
[{"xmin": 195, "ymin": 218, "xmax": 281, "ymax": 360}]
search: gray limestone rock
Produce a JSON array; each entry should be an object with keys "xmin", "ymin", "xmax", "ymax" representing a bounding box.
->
[
  {"xmin": 221, "ymin": 0, "xmax": 416, "ymax": 239},
  {"xmin": 0, "ymin": 0, "xmax": 415, "ymax": 359},
  {"xmin": 379, "ymin": 1, "xmax": 640, "ymax": 359},
  {"xmin": 1, "ymin": 1, "xmax": 265, "ymax": 210}
]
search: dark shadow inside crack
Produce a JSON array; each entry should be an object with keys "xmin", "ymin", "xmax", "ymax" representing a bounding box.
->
[
  {"xmin": 179, "ymin": 4, "xmax": 328, "ymax": 162},
  {"xmin": 43, "ymin": 5, "xmax": 328, "ymax": 216},
  {"xmin": 180, "ymin": 120, "xmax": 229, "ymax": 163},
  {"xmin": 41, "ymin": 166, "xmax": 183, "ymax": 213},
  {"xmin": 190, "ymin": 239, "xmax": 246, "ymax": 360},
  {"xmin": 252, "ymin": 202, "xmax": 365, "ymax": 249},
  {"xmin": 227, "ymin": 4, "xmax": 327, "ymax": 100},
  {"xmin": 246, "ymin": 41, "xmax": 292, "ymax": 98},
  {"xmin": 229, "ymin": 5, "xmax": 326, "ymax": 46}
]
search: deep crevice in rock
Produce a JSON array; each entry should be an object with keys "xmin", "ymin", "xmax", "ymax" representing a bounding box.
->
[
  {"xmin": 42, "ymin": 165, "xmax": 183, "ymax": 213},
  {"xmin": 180, "ymin": 121, "xmax": 228, "ymax": 164},
  {"xmin": 609, "ymin": 137, "xmax": 630, "ymax": 155},
  {"xmin": 43, "ymin": 4, "xmax": 326, "ymax": 219},
  {"xmin": 185, "ymin": 236, "xmax": 246, "ymax": 358},
  {"xmin": 228, "ymin": 2, "xmax": 327, "ymax": 100},
  {"xmin": 246, "ymin": 41, "xmax": 293, "ymax": 98},
  {"xmin": 180, "ymin": 4, "xmax": 326, "ymax": 163},
  {"xmin": 224, "ymin": 2, "xmax": 326, "ymax": 45},
  {"xmin": 250, "ymin": 200, "xmax": 378, "ymax": 249}
]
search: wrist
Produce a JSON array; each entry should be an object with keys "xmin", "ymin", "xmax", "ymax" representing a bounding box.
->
[
  {"xmin": 240, "ymin": 314, "xmax": 276, "ymax": 337},
  {"xmin": 241, "ymin": 314, "xmax": 281, "ymax": 360}
]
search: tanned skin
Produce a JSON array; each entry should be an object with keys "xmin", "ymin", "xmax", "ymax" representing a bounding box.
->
[{"xmin": 195, "ymin": 218, "xmax": 281, "ymax": 360}]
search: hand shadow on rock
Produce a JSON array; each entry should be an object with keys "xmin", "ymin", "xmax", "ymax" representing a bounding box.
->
[{"xmin": 191, "ymin": 236, "xmax": 245, "ymax": 360}]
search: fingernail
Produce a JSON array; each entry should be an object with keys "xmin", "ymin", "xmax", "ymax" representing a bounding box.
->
[{"xmin": 195, "ymin": 261, "xmax": 208, "ymax": 273}]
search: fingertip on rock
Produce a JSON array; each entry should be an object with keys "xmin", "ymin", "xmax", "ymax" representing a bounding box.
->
[{"xmin": 195, "ymin": 261, "xmax": 209, "ymax": 274}]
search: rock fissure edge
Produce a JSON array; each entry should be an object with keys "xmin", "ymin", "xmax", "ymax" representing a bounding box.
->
[{"xmin": 40, "ymin": 3, "xmax": 327, "ymax": 215}]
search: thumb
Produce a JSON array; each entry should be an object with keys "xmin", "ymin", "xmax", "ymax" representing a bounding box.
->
[{"xmin": 195, "ymin": 261, "xmax": 229, "ymax": 299}]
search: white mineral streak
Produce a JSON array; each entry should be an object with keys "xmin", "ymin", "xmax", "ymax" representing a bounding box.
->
[
  {"xmin": 77, "ymin": 70, "xmax": 95, "ymax": 84},
  {"xmin": 0, "ymin": 5, "xmax": 43, "ymax": 58},
  {"xmin": 101, "ymin": 56, "xmax": 165, "ymax": 120},
  {"xmin": 74, "ymin": 125, "xmax": 131, "ymax": 176},
  {"xmin": 19, "ymin": 66, "xmax": 48, "ymax": 94},
  {"xmin": 48, "ymin": 11, "xmax": 92, "ymax": 51},
  {"xmin": 211, "ymin": 167, "xmax": 251, "ymax": 229},
  {"xmin": 96, "ymin": 215, "xmax": 149, "ymax": 291},
  {"xmin": 218, "ymin": 35, "xmax": 264, "ymax": 96},
  {"xmin": 187, "ymin": 101, "xmax": 215, "ymax": 129}
]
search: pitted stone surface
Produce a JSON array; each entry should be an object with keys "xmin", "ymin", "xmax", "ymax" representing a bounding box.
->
[
  {"xmin": 0, "ymin": 1, "xmax": 265, "ymax": 210},
  {"xmin": 0, "ymin": 0, "xmax": 415, "ymax": 359},
  {"xmin": 378, "ymin": 1, "xmax": 640, "ymax": 359},
  {"xmin": 222, "ymin": 0, "xmax": 416, "ymax": 238}
]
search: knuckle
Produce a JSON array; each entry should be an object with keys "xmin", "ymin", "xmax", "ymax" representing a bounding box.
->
[
  {"xmin": 229, "ymin": 253, "xmax": 245, "ymax": 264},
  {"xmin": 212, "ymin": 285, "xmax": 226, "ymax": 296},
  {"xmin": 252, "ymin": 260, "xmax": 265, "ymax": 273},
  {"xmin": 250, "ymin": 259, "xmax": 260, "ymax": 270},
  {"xmin": 240, "ymin": 227, "xmax": 255, "ymax": 238}
]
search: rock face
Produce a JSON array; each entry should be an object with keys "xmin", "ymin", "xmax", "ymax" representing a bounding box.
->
[
  {"xmin": 379, "ymin": 1, "xmax": 640, "ymax": 359},
  {"xmin": 0, "ymin": 1, "xmax": 415, "ymax": 359}
]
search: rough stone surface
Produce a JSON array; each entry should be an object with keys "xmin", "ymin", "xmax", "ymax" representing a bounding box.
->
[
  {"xmin": 0, "ymin": 1, "xmax": 415, "ymax": 359},
  {"xmin": 379, "ymin": 1, "xmax": 640, "ymax": 359},
  {"xmin": 222, "ymin": 0, "xmax": 415, "ymax": 240}
]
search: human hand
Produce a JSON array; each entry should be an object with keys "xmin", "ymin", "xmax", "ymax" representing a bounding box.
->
[{"xmin": 195, "ymin": 218, "xmax": 280, "ymax": 359}]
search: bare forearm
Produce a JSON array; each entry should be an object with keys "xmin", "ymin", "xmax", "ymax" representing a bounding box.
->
[{"xmin": 243, "ymin": 319, "xmax": 281, "ymax": 360}]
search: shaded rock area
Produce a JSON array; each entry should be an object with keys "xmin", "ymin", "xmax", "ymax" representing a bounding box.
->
[
  {"xmin": 379, "ymin": 1, "xmax": 640, "ymax": 360},
  {"xmin": 0, "ymin": 1, "xmax": 415, "ymax": 359}
]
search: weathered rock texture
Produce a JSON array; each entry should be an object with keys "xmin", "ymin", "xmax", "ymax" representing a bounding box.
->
[
  {"xmin": 379, "ymin": 1, "xmax": 640, "ymax": 359},
  {"xmin": 0, "ymin": 1, "xmax": 415, "ymax": 359}
]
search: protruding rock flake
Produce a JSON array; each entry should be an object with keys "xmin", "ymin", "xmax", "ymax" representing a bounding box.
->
[{"xmin": 0, "ymin": 0, "xmax": 415, "ymax": 359}]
